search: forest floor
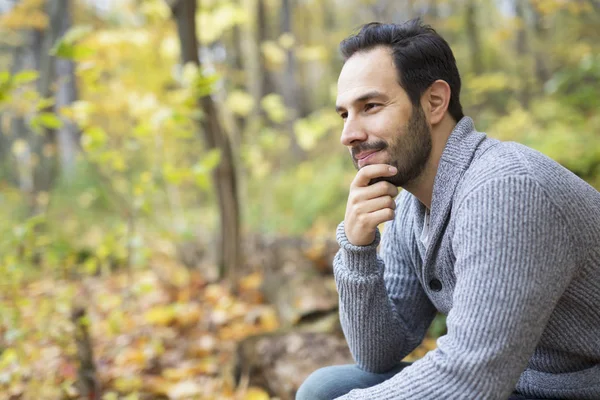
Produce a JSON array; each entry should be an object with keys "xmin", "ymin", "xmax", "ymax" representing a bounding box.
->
[{"xmin": 0, "ymin": 246, "xmax": 437, "ymax": 400}]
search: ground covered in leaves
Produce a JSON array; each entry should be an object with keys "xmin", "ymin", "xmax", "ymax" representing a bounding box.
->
[{"xmin": 0, "ymin": 252, "xmax": 437, "ymax": 400}]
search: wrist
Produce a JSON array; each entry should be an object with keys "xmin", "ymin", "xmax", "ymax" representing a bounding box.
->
[{"xmin": 335, "ymin": 221, "xmax": 381, "ymax": 275}]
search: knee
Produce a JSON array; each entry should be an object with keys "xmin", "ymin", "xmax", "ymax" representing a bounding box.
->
[{"xmin": 296, "ymin": 365, "xmax": 348, "ymax": 400}]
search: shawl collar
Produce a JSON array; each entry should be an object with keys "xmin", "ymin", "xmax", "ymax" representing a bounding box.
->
[{"xmin": 416, "ymin": 116, "xmax": 487, "ymax": 265}]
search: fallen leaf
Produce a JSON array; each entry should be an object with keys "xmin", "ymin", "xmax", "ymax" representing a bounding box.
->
[
  {"xmin": 244, "ymin": 386, "xmax": 270, "ymax": 400},
  {"xmin": 167, "ymin": 380, "xmax": 202, "ymax": 399}
]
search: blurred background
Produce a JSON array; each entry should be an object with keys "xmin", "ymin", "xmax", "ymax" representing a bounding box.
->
[{"xmin": 0, "ymin": 0, "xmax": 599, "ymax": 399}]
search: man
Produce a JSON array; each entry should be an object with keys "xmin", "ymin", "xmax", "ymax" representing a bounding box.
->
[{"xmin": 296, "ymin": 19, "xmax": 600, "ymax": 400}]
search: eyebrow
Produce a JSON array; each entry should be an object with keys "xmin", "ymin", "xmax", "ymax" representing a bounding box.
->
[{"xmin": 335, "ymin": 91, "xmax": 388, "ymax": 113}]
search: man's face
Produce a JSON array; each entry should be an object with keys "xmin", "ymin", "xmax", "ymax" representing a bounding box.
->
[{"xmin": 336, "ymin": 46, "xmax": 432, "ymax": 187}]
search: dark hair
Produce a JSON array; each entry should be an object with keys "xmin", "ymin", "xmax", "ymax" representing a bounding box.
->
[{"xmin": 340, "ymin": 19, "xmax": 464, "ymax": 122}]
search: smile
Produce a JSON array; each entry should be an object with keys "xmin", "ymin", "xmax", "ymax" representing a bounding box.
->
[{"xmin": 357, "ymin": 150, "xmax": 381, "ymax": 168}]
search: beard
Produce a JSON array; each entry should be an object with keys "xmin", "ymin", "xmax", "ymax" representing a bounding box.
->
[{"xmin": 351, "ymin": 104, "xmax": 432, "ymax": 187}]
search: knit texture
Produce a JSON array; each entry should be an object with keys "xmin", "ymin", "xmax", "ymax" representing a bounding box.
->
[{"xmin": 333, "ymin": 117, "xmax": 600, "ymax": 400}]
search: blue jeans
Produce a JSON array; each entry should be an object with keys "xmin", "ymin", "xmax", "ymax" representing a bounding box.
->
[
  {"xmin": 296, "ymin": 363, "xmax": 410, "ymax": 400},
  {"xmin": 295, "ymin": 363, "xmax": 544, "ymax": 400}
]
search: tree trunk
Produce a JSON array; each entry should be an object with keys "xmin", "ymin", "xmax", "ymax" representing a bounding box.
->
[
  {"xmin": 30, "ymin": 0, "xmax": 65, "ymax": 211},
  {"xmin": 8, "ymin": 34, "xmax": 37, "ymax": 208},
  {"xmin": 238, "ymin": 0, "xmax": 262, "ymax": 122},
  {"xmin": 280, "ymin": 0, "xmax": 303, "ymax": 160},
  {"xmin": 429, "ymin": 0, "xmax": 439, "ymax": 20},
  {"xmin": 170, "ymin": 0, "xmax": 242, "ymax": 285},
  {"xmin": 465, "ymin": 0, "xmax": 483, "ymax": 75},
  {"xmin": 514, "ymin": 0, "xmax": 530, "ymax": 109},
  {"xmin": 530, "ymin": 2, "xmax": 551, "ymax": 86},
  {"xmin": 55, "ymin": 0, "xmax": 79, "ymax": 183},
  {"xmin": 257, "ymin": 0, "xmax": 275, "ymax": 97}
]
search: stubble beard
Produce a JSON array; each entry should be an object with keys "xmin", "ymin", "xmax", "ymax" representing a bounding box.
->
[{"xmin": 353, "ymin": 105, "xmax": 433, "ymax": 187}]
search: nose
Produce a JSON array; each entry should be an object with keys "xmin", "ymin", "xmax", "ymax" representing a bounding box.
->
[{"xmin": 340, "ymin": 116, "xmax": 367, "ymax": 147}]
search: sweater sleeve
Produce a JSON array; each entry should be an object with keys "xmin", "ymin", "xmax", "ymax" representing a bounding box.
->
[
  {"xmin": 333, "ymin": 191, "xmax": 437, "ymax": 373},
  {"xmin": 336, "ymin": 176, "xmax": 577, "ymax": 400}
]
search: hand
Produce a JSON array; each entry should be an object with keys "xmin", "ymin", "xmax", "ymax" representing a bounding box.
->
[{"xmin": 344, "ymin": 164, "xmax": 399, "ymax": 246}]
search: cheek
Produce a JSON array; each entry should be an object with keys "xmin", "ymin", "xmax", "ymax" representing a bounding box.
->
[{"xmin": 369, "ymin": 109, "xmax": 407, "ymax": 138}]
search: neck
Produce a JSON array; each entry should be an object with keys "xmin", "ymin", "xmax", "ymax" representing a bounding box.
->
[{"xmin": 402, "ymin": 114, "xmax": 457, "ymax": 209}]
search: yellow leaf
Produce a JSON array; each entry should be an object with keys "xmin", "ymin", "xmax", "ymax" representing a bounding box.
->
[
  {"xmin": 111, "ymin": 154, "xmax": 127, "ymax": 172},
  {"xmin": 144, "ymin": 376, "xmax": 171, "ymax": 396},
  {"xmin": 174, "ymin": 303, "xmax": 202, "ymax": 327},
  {"xmin": 244, "ymin": 386, "xmax": 270, "ymax": 400},
  {"xmin": 144, "ymin": 306, "xmax": 176, "ymax": 326},
  {"xmin": 297, "ymin": 45, "xmax": 328, "ymax": 62},
  {"xmin": 102, "ymin": 392, "xmax": 119, "ymax": 400},
  {"xmin": 260, "ymin": 94, "xmax": 288, "ymax": 123},
  {"xmin": 278, "ymin": 32, "xmax": 295, "ymax": 49},
  {"xmin": 160, "ymin": 35, "xmax": 180, "ymax": 59},
  {"xmin": 204, "ymin": 283, "xmax": 230, "ymax": 304},
  {"xmin": 0, "ymin": 348, "xmax": 18, "ymax": 368},
  {"xmin": 259, "ymin": 306, "xmax": 279, "ymax": 332},
  {"xmin": 226, "ymin": 90, "xmax": 255, "ymax": 117},
  {"xmin": 115, "ymin": 348, "xmax": 147, "ymax": 368},
  {"xmin": 239, "ymin": 272, "xmax": 263, "ymax": 291},
  {"xmin": 261, "ymin": 41, "xmax": 286, "ymax": 69},
  {"xmin": 113, "ymin": 376, "xmax": 143, "ymax": 392},
  {"xmin": 181, "ymin": 62, "xmax": 199, "ymax": 88}
]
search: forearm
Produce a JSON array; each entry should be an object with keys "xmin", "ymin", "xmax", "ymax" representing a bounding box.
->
[{"xmin": 334, "ymin": 222, "xmax": 434, "ymax": 372}]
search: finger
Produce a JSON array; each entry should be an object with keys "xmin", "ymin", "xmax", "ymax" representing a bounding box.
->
[
  {"xmin": 365, "ymin": 207, "xmax": 396, "ymax": 226},
  {"xmin": 352, "ymin": 164, "xmax": 398, "ymax": 188},
  {"xmin": 350, "ymin": 195, "xmax": 397, "ymax": 215},
  {"xmin": 351, "ymin": 181, "xmax": 399, "ymax": 202}
]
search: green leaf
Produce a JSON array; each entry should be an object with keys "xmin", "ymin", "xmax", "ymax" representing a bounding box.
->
[
  {"xmin": 0, "ymin": 71, "xmax": 10, "ymax": 85},
  {"xmin": 81, "ymin": 126, "xmax": 108, "ymax": 150},
  {"xmin": 13, "ymin": 70, "xmax": 39, "ymax": 85},
  {"xmin": 191, "ymin": 150, "xmax": 221, "ymax": 190},
  {"xmin": 163, "ymin": 163, "xmax": 188, "ymax": 185},
  {"xmin": 37, "ymin": 112, "xmax": 63, "ymax": 129},
  {"xmin": 193, "ymin": 71, "xmax": 220, "ymax": 98},
  {"xmin": 51, "ymin": 25, "xmax": 94, "ymax": 60},
  {"xmin": 61, "ymin": 25, "xmax": 94, "ymax": 44},
  {"xmin": 0, "ymin": 72, "xmax": 13, "ymax": 104},
  {"xmin": 51, "ymin": 42, "xmax": 94, "ymax": 60},
  {"xmin": 194, "ymin": 173, "xmax": 210, "ymax": 191},
  {"xmin": 191, "ymin": 149, "xmax": 221, "ymax": 189},
  {"xmin": 201, "ymin": 149, "xmax": 221, "ymax": 170},
  {"xmin": 24, "ymin": 214, "xmax": 46, "ymax": 231},
  {"xmin": 36, "ymin": 97, "xmax": 56, "ymax": 111}
]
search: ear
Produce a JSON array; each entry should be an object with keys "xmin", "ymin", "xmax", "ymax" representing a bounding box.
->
[{"xmin": 424, "ymin": 80, "xmax": 451, "ymax": 125}]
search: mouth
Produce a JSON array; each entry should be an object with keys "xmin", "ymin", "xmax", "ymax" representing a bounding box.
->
[{"xmin": 356, "ymin": 150, "xmax": 381, "ymax": 168}]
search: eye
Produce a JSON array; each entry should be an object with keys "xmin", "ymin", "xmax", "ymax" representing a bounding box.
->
[
  {"xmin": 339, "ymin": 112, "xmax": 348, "ymax": 120},
  {"xmin": 364, "ymin": 103, "xmax": 380, "ymax": 112}
]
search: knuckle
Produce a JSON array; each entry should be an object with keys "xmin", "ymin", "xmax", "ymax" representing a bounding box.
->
[
  {"xmin": 356, "ymin": 213, "xmax": 366, "ymax": 225},
  {"xmin": 375, "ymin": 181, "xmax": 388, "ymax": 190}
]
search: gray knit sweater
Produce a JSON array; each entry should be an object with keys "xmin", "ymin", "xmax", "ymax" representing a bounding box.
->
[{"xmin": 333, "ymin": 117, "xmax": 600, "ymax": 399}]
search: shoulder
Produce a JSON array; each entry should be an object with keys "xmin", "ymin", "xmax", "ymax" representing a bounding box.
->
[{"xmin": 456, "ymin": 140, "xmax": 572, "ymax": 207}]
